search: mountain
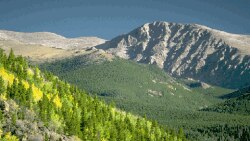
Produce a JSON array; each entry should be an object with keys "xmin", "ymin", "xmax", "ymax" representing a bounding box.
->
[
  {"xmin": 1, "ymin": 22, "xmax": 250, "ymax": 140},
  {"xmin": 0, "ymin": 49, "xmax": 184, "ymax": 140},
  {"xmin": 0, "ymin": 30, "xmax": 106, "ymax": 63},
  {"xmin": 96, "ymin": 21, "xmax": 250, "ymax": 89},
  {"xmin": 2, "ymin": 24, "xmax": 249, "ymax": 89},
  {"xmin": 202, "ymin": 86, "xmax": 250, "ymax": 115}
]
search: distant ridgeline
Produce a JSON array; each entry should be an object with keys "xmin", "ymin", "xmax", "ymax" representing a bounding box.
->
[{"xmin": 0, "ymin": 48, "xmax": 186, "ymax": 140}]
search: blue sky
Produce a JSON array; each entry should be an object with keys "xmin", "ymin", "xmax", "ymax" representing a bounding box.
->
[{"xmin": 0, "ymin": 0, "xmax": 249, "ymax": 39}]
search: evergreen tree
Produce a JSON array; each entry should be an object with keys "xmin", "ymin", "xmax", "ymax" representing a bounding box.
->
[
  {"xmin": 0, "ymin": 76, "xmax": 5, "ymax": 95},
  {"xmin": 6, "ymin": 48, "xmax": 15, "ymax": 69},
  {"xmin": 26, "ymin": 84, "xmax": 33, "ymax": 108},
  {"xmin": 0, "ymin": 109, "xmax": 4, "ymax": 122},
  {"xmin": 0, "ymin": 49, "xmax": 7, "ymax": 67},
  {"xmin": 240, "ymin": 128, "xmax": 250, "ymax": 141},
  {"xmin": 16, "ymin": 80, "xmax": 26, "ymax": 104},
  {"xmin": 11, "ymin": 112, "xmax": 17, "ymax": 125},
  {"xmin": 8, "ymin": 49, "xmax": 15, "ymax": 62},
  {"xmin": 178, "ymin": 127, "xmax": 185, "ymax": 140}
]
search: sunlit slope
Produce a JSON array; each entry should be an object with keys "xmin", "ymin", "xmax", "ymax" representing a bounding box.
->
[{"xmin": 0, "ymin": 49, "xmax": 184, "ymax": 140}]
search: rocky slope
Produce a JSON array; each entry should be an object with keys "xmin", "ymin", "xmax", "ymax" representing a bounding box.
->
[
  {"xmin": 0, "ymin": 99, "xmax": 77, "ymax": 141},
  {"xmin": 96, "ymin": 21, "xmax": 250, "ymax": 89}
]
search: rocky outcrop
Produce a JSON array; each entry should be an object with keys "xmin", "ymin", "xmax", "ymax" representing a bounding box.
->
[
  {"xmin": 96, "ymin": 21, "xmax": 250, "ymax": 89},
  {"xmin": 0, "ymin": 99, "xmax": 78, "ymax": 141}
]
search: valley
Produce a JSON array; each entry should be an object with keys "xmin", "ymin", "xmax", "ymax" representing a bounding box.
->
[{"xmin": 40, "ymin": 55, "xmax": 250, "ymax": 140}]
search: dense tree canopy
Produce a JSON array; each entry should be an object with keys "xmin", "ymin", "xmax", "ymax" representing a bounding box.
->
[{"xmin": 0, "ymin": 48, "xmax": 186, "ymax": 140}]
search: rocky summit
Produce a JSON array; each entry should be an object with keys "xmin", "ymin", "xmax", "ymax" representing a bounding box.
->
[{"xmin": 96, "ymin": 21, "xmax": 250, "ymax": 89}]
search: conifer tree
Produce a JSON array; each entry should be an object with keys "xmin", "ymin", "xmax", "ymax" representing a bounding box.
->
[
  {"xmin": 6, "ymin": 49, "xmax": 15, "ymax": 69},
  {"xmin": 0, "ymin": 49, "xmax": 7, "ymax": 66},
  {"xmin": 0, "ymin": 109, "xmax": 4, "ymax": 122},
  {"xmin": 26, "ymin": 84, "xmax": 33, "ymax": 108},
  {"xmin": 0, "ymin": 76, "xmax": 5, "ymax": 95}
]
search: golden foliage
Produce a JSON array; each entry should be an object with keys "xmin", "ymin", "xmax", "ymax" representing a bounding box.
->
[
  {"xmin": 22, "ymin": 80, "xmax": 29, "ymax": 89},
  {"xmin": 53, "ymin": 94, "xmax": 62, "ymax": 108},
  {"xmin": 1, "ymin": 132, "xmax": 19, "ymax": 141},
  {"xmin": 0, "ymin": 67, "xmax": 15, "ymax": 85},
  {"xmin": 32, "ymin": 84, "xmax": 43, "ymax": 102}
]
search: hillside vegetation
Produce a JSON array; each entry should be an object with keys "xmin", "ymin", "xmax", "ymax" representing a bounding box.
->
[
  {"xmin": 203, "ymin": 89, "xmax": 250, "ymax": 115},
  {"xmin": 40, "ymin": 56, "xmax": 211, "ymax": 117},
  {"xmin": 41, "ymin": 55, "xmax": 250, "ymax": 140},
  {"xmin": 0, "ymin": 49, "xmax": 185, "ymax": 140}
]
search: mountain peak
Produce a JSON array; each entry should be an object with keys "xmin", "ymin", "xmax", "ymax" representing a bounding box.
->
[
  {"xmin": 136, "ymin": 22, "xmax": 250, "ymax": 54},
  {"xmin": 96, "ymin": 21, "xmax": 250, "ymax": 89}
]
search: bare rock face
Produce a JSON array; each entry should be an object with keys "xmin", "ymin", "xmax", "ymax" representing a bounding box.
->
[{"xmin": 96, "ymin": 21, "xmax": 250, "ymax": 89}]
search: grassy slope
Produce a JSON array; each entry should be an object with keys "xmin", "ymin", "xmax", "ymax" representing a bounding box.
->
[{"xmin": 0, "ymin": 40, "xmax": 74, "ymax": 63}]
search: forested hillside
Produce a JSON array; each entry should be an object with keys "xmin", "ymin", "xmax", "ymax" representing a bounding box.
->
[
  {"xmin": 41, "ymin": 55, "xmax": 250, "ymax": 141},
  {"xmin": 0, "ymin": 48, "xmax": 185, "ymax": 140},
  {"xmin": 203, "ymin": 89, "xmax": 250, "ymax": 115}
]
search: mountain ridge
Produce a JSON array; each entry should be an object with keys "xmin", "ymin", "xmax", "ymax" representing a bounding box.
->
[
  {"xmin": 96, "ymin": 21, "xmax": 250, "ymax": 89},
  {"xmin": 0, "ymin": 30, "xmax": 109, "ymax": 63},
  {"xmin": 0, "ymin": 30, "xmax": 106, "ymax": 50},
  {"xmin": 1, "ymin": 21, "xmax": 249, "ymax": 89}
]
